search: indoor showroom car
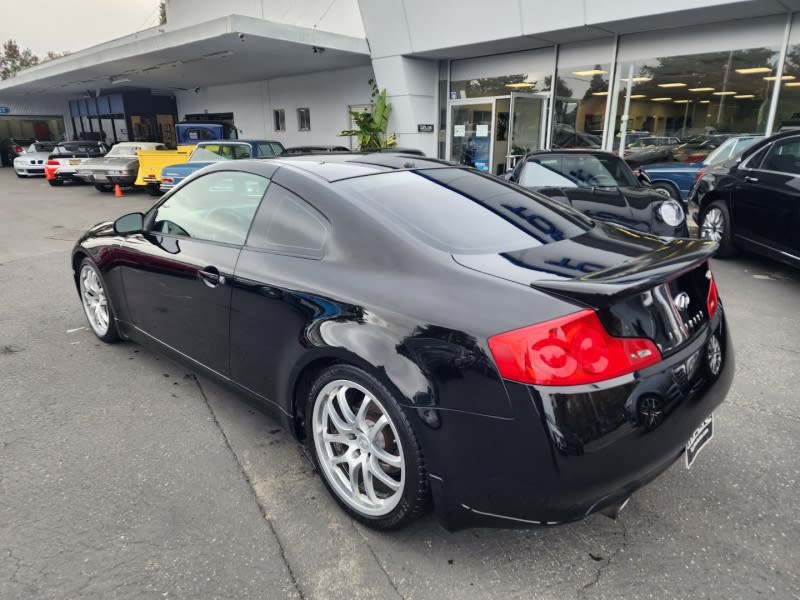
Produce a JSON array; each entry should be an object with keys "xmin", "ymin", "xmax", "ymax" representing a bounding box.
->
[{"xmin": 71, "ymin": 153, "xmax": 733, "ymax": 531}]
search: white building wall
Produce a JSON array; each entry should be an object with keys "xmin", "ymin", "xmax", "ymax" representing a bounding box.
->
[
  {"xmin": 166, "ymin": 0, "xmax": 366, "ymax": 38},
  {"xmin": 174, "ymin": 65, "xmax": 375, "ymax": 147}
]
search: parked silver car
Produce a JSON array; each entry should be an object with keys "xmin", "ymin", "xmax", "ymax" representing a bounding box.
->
[
  {"xmin": 75, "ymin": 142, "xmax": 167, "ymax": 192},
  {"xmin": 13, "ymin": 142, "xmax": 59, "ymax": 177}
]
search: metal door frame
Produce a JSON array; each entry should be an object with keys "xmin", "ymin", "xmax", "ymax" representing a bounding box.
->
[
  {"xmin": 507, "ymin": 91, "xmax": 549, "ymax": 171},
  {"xmin": 445, "ymin": 96, "xmax": 499, "ymax": 165}
]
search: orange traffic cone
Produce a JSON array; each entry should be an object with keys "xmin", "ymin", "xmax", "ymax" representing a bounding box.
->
[{"xmin": 114, "ymin": 183, "xmax": 123, "ymax": 198}]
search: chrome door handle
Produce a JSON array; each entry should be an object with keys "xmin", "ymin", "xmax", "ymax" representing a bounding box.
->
[
  {"xmin": 744, "ymin": 176, "xmax": 759, "ymax": 183},
  {"xmin": 198, "ymin": 268, "xmax": 226, "ymax": 287}
]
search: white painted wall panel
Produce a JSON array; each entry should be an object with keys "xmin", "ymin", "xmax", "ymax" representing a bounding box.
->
[{"xmin": 175, "ymin": 65, "xmax": 374, "ymax": 147}]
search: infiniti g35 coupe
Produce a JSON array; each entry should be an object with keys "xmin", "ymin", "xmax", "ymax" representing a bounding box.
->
[{"xmin": 72, "ymin": 153, "xmax": 733, "ymax": 531}]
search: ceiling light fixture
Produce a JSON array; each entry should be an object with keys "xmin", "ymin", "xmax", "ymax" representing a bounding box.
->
[
  {"xmin": 733, "ymin": 94, "xmax": 755, "ymax": 99},
  {"xmin": 109, "ymin": 76, "xmax": 130, "ymax": 85},
  {"xmin": 630, "ymin": 94, "xmax": 647, "ymax": 99},
  {"xmin": 591, "ymin": 91, "xmax": 609, "ymax": 96},
  {"xmin": 763, "ymin": 75, "xmax": 795, "ymax": 81},
  {"xmin": 658, "ymin": 82, "xmax": 687, "ymax": 88},
  {"xmin": 713, "ymin": 91, "xmax": 737, "ymax": 95},
  {"xmin": 699, "ymin": 100, "xmax": 711, "ymax": 103},
  {"xmin": 621, "ymin": 76, "xmax": 653, "ymax": 83},
  {"xmin": 674, "ymin": 99, "xmax": 691, "ymax": 103},
  {"xmin": 688, "ymin": 87, "xmax": 715, "ymax": 92},
  {"xmin": 572, "ymin": 69, "xmax": 607, "ymax": 76},
  {"xmin": 785, "ymin": 81, "xmax": 800, "ymax": 87},
  {"xmin": 734, "ymin": 67, "xmax": 772, "ymax": 74},
  {"xmin": 505, "ymin": 82, "xmax": 535, "ymax": 88},
  {"xmin": 651, "ymin": 97, "xmax": 673, "ymax": 101}
]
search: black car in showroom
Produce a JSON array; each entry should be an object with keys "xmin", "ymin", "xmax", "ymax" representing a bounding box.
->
[
  {"xmin": 689, "ymin": 130, "xmax": 800, "ymax": 267},
  {"xmin": 507, "ymin": 150, "xmax": 689, "ymax": 237},
  {"xmin": 72, "ymin": 153, "xmax": 732, "ymax": 530}
]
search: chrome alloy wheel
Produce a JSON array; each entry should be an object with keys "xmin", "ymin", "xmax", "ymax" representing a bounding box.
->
[
  {"xmin": 79, "ymin": 264, "xmax": 110, "ymax": 336},
  {"xmin": 700, "ymin": 207, "xmax": 724, "ymax": 242},
  {"xmin": 707, "ymin": 334, "xmax": 722, "ymax": 376},
  {"xmin": 312, "ymin": 380, "xmax": 405, "ymax": 516}
]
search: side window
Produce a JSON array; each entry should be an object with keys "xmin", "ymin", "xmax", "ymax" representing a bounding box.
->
[
  {"xmin": 759, "ymin": 137, "xmax": 800, "ymax": 175},
  {"xmin": 246, "ymin": 184, "xmax": 329, "ymax": 259},
  {"xmin": 150, "ymin": 171, "xmax": 269, "ymax": 245},
  {"xmin": 743, "ymin": 145, "xmax": 771, "ymax": 170},
  {"xmin": 233, "ymin": 145, "xmax": 252, "ymax": 159}
]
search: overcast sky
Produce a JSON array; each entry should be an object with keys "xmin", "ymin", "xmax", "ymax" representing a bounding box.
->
[{"xmin": 2, "ymin": 0, "xmax": 162, "ymax": 57}]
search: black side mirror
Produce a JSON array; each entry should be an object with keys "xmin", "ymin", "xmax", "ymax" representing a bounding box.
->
[{"xmin": 114, "ymin": 212, "xmax": 144, "ymax": 234}]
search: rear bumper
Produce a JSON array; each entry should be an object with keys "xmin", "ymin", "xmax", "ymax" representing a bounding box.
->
[{"xmin": 420, "ymin": 310, "xmax": 733, "ymax": 530}]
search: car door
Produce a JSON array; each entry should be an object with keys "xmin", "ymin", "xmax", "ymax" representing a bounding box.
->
[
  {"xmin": 229, "ymin": 181, "xmax": 331, "ymax": 405},
  {"xmin": 120, "ymin": 170, "xmax": 270, "ymax": 375},
  {"xmin": 732, "ymin": 136, "xmax": 800, "ymax": 256}
]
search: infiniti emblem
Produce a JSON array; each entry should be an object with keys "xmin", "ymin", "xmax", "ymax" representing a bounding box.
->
[
  {"xmin": 674, "ymin": 292, "xmax": 691, "ymax": 311},
  {"xmin": 638, "ymin": 396, "xmax": 665, "ymax": 430}
]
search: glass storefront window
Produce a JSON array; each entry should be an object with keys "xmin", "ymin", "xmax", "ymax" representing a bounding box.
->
[
  {"xmin": 450, "ymin": 73, "xmax": 551, "ymax": 99},
  {"xmin": 774, "ymin": 15, "xmax": 800, "ymax": 130},
  {"xmin": 613, "ymin": 47, "xmax": 780, "ymax": 160},
  {"xmin": 551, "ymin": 63, "xmax": 610, "ymax": 148}
]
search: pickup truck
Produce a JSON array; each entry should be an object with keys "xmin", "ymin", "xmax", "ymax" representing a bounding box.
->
[
  {"xmin": 44, "ymin": 141, "xmax": 110, "ymax": 186},
  {"xmin": 133, "ymin": 121, "xmax": 239, "ymax": 195}
]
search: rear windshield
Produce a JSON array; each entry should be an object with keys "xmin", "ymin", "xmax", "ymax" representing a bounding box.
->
[{"xmin": 335, "ymin": 168, "xmax": 591, "ymax": 254}]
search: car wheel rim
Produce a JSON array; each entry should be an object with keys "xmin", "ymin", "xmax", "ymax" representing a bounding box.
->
[
  {"xmin": 312, "ymin": 379, "xmax": 405, "ymax": 517},
  {"xmin": 701, "ymin": 207, "xmax": 724, "ymax": 242},
  {"xmin": 79, "ymin": 265, "xmax": 109, "ymax": 336}
]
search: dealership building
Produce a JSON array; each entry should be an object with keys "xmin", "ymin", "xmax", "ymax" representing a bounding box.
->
[{"xmin": 2, "ymin": 0, "xmax": 800, "ymax": 173}]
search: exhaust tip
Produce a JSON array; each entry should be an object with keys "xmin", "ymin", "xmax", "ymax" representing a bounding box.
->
[{"xmin": 599, "ymin": 496, "xmax": 631, "ymax": 520}]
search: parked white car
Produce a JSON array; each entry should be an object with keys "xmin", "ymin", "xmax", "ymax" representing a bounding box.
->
[
  {"xmin": 75, "ymin": 142, "xmax": 167, "ymax": 192},
  {"xmin": 13, "ymin": 142, "xmax": 59, "ymax": 177}
]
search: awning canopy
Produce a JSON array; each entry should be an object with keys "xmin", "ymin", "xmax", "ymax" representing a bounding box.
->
[{"xmin": 0, "ymin": 15, "xmax": 371, "ymax": 100}]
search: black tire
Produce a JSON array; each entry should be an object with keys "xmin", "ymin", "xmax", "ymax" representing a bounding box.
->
[
  {"xmin": 305, "ymin": 364, "xmax": 429, "ymax": 530},
  {"xmin": 651, "ymin": 181, "xmax": 680, "ymax": 201},
  {"xmin": 77, "ymin": 258, "xmax": 119, "ymax": 343},
  {"xmin": 146, "ymin": 183, "xmax": 163, "ymax": 197},
  {"xmin": 48, "ymin": 179, "xmax": 64, "ymax": 187},
  {"xmin": 699, "ymin": 200, "xmax": 737, "ymax": 257},
  {"xmin": 95, "ymin": 183, "xmax": 113, "ymax": 192}
]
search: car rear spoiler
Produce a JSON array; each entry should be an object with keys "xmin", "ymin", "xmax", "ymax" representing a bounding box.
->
[{"xmin": 531, "ymin": 238, "xmax": 718, "ymax": 305}]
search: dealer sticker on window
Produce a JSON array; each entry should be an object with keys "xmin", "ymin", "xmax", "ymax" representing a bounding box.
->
[{"xmin": 686, "ymin": 414, "xmax": 714, "ymax": 469}]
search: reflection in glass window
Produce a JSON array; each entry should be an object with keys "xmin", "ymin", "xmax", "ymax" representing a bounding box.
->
[
  {"xmin": 552, "ymin": 64, "xmax": 610, "ymax": 149},
  {"xmin": 612, "ymin": 47, "xmax": 779, "ymax": 159},
  {"xmin": 760, "ymin": 137, "xmax": 800, "ymax": 174},
  {"xmin": 151, "ymin": 171, "xmax": 269, "ymax": 245}
]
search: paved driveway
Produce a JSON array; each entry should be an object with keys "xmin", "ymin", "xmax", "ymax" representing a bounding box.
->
[{"xmin": 1, "ymin": 168, "xmax": 798, "ymax": 599}]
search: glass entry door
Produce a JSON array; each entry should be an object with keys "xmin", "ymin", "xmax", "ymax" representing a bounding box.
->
[
  {"xmin": 447, "ymin": 99, "xmax": 495, "ymax": 173},
  {"xmin": 507, "ymin": 93, "xmax": 548, "ymax": 171}
]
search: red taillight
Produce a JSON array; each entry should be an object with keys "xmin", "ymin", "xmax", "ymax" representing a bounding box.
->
[
  {"xmin": 707, "ymin": 267, "xmax": 719, "ymax": 318},
  {"xmin": 47, "ymin": 159, "xmax": 59, "ymax": 165},
  {"xmin": 161, "ymin": 177, "xmax": 173, "ymax": 184},
  {"xmin": 488, "ymin": 309, "xmax": 662, "ymax": 387},
  {"xmin": 14, "ymin": 145, "xmax": 24, "ymax": 153}
]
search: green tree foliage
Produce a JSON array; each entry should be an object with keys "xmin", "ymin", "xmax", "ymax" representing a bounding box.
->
[
  {"xmin": 339, "ymin": 79, "xmax": 397, "ymax": 149},
  {"xmin": 1, "ymin": 40, "xmax": 40, "ymax": 80}
]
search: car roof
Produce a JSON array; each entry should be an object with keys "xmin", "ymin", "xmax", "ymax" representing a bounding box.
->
[
  {"xmin": 197, "ymin": 139, "xmax": 282, "ymax": 144},
  {"xmin": 252, "ymin": 152, "xmax": 454, "ymax": 182}
]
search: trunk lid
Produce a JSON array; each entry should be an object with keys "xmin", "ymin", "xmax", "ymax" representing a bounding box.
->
[{"xmin": 453, "ymin": 221, "xmax": 718, "ymax": 355}]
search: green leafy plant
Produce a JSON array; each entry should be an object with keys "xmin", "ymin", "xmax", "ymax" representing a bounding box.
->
[{"xmin": 339, "ymin": 79, "xmax": 396, "ymax": 149}]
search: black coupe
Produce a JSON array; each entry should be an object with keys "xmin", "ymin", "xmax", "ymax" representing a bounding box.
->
[
  {"xmin": 507, "ymin": 150, "xmax": 688, "ymax": 237},
  {"xmin": 72, "ymin": 153, "xmax": 733, "ymax": 530}
]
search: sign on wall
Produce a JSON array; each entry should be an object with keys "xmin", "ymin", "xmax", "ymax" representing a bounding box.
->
[
  {"xmin": 0, "ymin": 107, "xmax": 11, "ymax": 114},
  {"xmin": 417, "ymin": 123, "xmax": 434, "ymax": 133}
]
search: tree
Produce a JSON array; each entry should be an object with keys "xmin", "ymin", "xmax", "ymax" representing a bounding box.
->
[
  {"xmin": 1, "ymin": 40, "xmax": 39, "ymax": 80},
  {"xmin": 339, "ymin": 79, "xmax": 397, "ymax": 149}
]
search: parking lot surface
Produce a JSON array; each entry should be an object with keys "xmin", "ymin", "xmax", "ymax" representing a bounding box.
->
[{"xmin": 1, "ymin": 168, "xmax": 798, "ymax": 600}]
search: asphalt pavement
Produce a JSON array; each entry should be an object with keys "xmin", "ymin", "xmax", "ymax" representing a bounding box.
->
[{"xmin": 0, "ymin": 168, "xmax": 798, "ymax": 600}]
